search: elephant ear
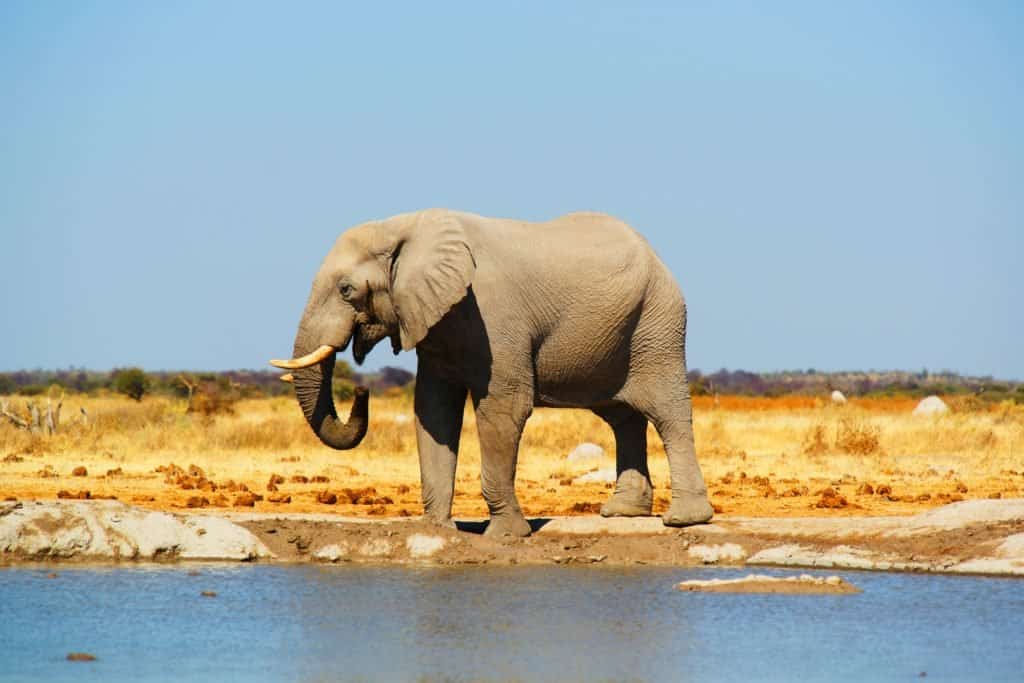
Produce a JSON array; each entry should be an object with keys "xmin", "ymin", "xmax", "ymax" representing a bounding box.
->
[{"xmin": 390, "ymin": 214, "xmax": 476, "ymax": 350}]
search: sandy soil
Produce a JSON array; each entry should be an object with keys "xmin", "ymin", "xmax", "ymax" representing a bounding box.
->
[{"xmin": 1, "ymin": 456, "xmax": 1018, "ymax": 521}]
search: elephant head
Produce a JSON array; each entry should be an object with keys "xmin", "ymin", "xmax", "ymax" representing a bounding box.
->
[{"xmin": 270, "ymin": 210, "xmax": 476, "ymax": 449}]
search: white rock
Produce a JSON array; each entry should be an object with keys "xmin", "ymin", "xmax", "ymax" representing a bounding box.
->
[
  {"xmin": 0, "ymin": 501, "xmax": 272, "ymax": 561},
  {"xmin": 573, "ymin": 468, "xmax": 617, "ymax": 484},
  {"xmin": 913, "ymin": 395, "xmax": 949, "ymax": 416},
  {"xmin": 830, "ymin": 390, "xmax": 847, "ymax": 404},
  {"xmin": 405, "ymin": 534, "xmax": 446, "ymax": 558},
  {"xmin": 358, "ymin": 538, "xmax": 393, "ymax": 557},
  {"xmin": 313, "ymin": 543, "xmax": 349, "ymax": 562},
  {"xmin": 687, "ymin": 543, "xmax": 747, "ymax": 564},
  {"xmin": 567, "ymin": 442, "xmax": 605, "ymax": 464}
]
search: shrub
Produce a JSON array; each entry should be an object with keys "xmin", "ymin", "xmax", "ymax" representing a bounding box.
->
[
  {"xmin": 334, "ymin": 379, "xmax": 356, "ymax": 401},
  {"xmin": 111, "ymin": 368, "xmax": 149, "ymax": 402}
]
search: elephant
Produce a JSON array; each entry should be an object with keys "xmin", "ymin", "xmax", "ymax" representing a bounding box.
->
[{"xmin": 270, "ymin": 209, "xmax": 713, "ymax": 537}]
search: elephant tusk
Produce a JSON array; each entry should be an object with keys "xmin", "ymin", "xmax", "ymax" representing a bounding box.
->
[
  {"xmin": 269, "ymin": 345, "xmax": 337, "ymax": 370},
  {"xmin": 279, "ymin": 373, "xmax": 294, "ymax": 383}
]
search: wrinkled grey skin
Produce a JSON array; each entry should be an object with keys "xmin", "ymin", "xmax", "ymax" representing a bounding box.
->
[{"xmin": 285, "ymin": 209, "xmax": 713, "ymax": 537}]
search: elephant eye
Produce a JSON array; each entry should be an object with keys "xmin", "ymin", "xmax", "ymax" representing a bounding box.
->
[{"xmin": 339, "ymin": 283, "xmax": 354, "ymax": 299}]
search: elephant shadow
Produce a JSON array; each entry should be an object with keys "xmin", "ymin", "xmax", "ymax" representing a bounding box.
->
[{"xmin": 455, "ymin": 518, "xmax": 552, "ymax": 535}]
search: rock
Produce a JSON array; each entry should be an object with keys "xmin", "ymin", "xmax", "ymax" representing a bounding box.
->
[
  {"xmin": 313, "ymin": 543, "xmax": 349, "ymax": 562},
  {"xmin": 267, "ymin": 493, "xmax": 291, "ymax": 504},
  {"xmin": 185, "ymin": 496, "xmax": 209, "ymax": 508},
  {"xmin": 567, "ymin": 442, "xmax": 605, "ymax": 465},
  {"xmin": 200, "ymin": 591, "xmax": 217, "ymax": 597},
  {"xmin": 71, "ymin": 466, "xmax": 87, "ymax": 477},
  {"xmin": 677, "ymin": 573, "xmax": 860, "ymax": 594},
  {"xmin": 66, "ymin": 652, "xmax": 97, "ymax": 662},
  {"xmin": 290, "ymin": 475, "xmax": 309, "ymax": 484},
  {"xmin": 0, "ymin": 500, "xmax": 273, "ymax": 561},
  {"xmin": 573, "ymin": 468, "xmax": 616, "ymax": 484},
  {"xmin": 406, "ymin": 534, "xmax": 446, "ymax": 558},
  {"xmin": 358, "ymin": 538, "xmax": 393, "ymax": 557},
  {"xmin": 57, "ymin": 490, "xmax": 91, "ymax": 500},
  {"xmin": 830, "ymin": 390, "xmax": 847, "ymax": 405},
  {"xmin": 913, "ymin": 395, "xmax": 949, "ymax": 416},
  {"xmin": 687, "ymin": 543, "xmax": 747, "ymax": 564},
  {"xmin": 856, "ymin": 483, "xmax": 874, "ymax": 495}
]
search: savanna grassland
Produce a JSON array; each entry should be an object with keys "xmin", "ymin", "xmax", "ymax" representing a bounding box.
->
[{"xmin": 3, "ymin": 390, "xmax": 1023, "ymax": 520}]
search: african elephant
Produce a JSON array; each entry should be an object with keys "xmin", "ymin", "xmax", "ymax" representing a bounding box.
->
[{"xmin": 271, "ymin": 209, "xmax": 713, "ymax": 536}]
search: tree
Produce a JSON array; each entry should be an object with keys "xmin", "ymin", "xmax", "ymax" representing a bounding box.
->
[{"xmin": 112, "ymin": 367, "xmax": 148, "ymax": 402}]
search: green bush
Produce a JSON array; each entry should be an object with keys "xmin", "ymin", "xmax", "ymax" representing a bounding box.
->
[
  {"xmin": 334, "ymin": 379, "xmax": 356, "ymax": 401},
  {"xmin": 111, "ymin": 367, "xmax": 149, "ymax": 402}
]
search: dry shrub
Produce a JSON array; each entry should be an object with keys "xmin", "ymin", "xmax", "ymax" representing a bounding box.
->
[
  {"xmin": 802, "ymin": 423, "xmax": 829, "ymax": 457},
  {"xmin": 210, "ymin": 416, "xmax": 313, "ymax": 451},
  {"xmin": 697, "ymin": 416, "xmax": 746, "ymax": 459},
  {"xmin": 800, "ymin": 417, "xmax": 880, "ymax": 456},
  {"xmin": 834, "ymin": 417, "xmax": 881, "ymax": 455},
  {"xmin": 948, "ymin": 395, "xmax": 986, "ymax": 413}
]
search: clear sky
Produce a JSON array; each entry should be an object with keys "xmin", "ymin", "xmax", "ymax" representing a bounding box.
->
[{"xmin": 1, "ymin": 2, "xmax": 1021, "ymax": 378}]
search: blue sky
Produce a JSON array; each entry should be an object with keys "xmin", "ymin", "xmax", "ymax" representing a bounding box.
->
[{"xmin": 1, "ymin": 2, "xmax": 1021, "ymax": 378}]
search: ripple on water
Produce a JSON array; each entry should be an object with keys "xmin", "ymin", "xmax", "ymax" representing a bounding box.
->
[{"xmin": 1, "ymin": 564, "xmax": 1022, "ymax": 682}]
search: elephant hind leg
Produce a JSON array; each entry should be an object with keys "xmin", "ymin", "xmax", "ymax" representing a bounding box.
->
[
  {"xmin": 593, "ymin": 405, "xmax": 653, "ymax": 518},
  {"xmin": 638, "ymin": 390, "xmax": 713, "ymax": 527}
]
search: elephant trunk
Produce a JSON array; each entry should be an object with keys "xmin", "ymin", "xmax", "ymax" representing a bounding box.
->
[{"xmin": 291, "ymin": 341, "xmax": 369, "ymax": 451}]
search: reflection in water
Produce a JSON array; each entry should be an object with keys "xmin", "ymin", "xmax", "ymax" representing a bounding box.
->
[{"xmin": 1, "ymin": 564, "xmax": 1022, "ymax": 682}]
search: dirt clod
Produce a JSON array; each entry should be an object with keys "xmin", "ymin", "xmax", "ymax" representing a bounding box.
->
[
  {"xmin": 233, "ymin": 492, "xmax": 258, "ymax": 507},
  {"xmin": 71, "ymin": 466, "xmax": 87, "ymax": 477},
  {"xmin": 815, "ymin": 488, "xmax": 848, "ymax": 509},
  {"xmin": 66, "ymin": 653, "xmax": 97, "ymax": 662},
  {"xmin": 316, "ymin": 491, "xmax": 338, "ymax": 505}
]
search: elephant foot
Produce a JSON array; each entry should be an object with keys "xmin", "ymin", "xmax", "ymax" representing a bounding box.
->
[
  {"xmin": 423, "ymin": 513, "xmax": 456, "ymax": 530},
  {"xmin": 662, "ymin": 493, "xmax": 714, "ymax": 527},
  {"xmin": 484, "ymin": 512, "xmax": 532, "ymax": 538},
  {"xmin": 600, "ymin": 469, "xmax": 653, "ymax": 518}
]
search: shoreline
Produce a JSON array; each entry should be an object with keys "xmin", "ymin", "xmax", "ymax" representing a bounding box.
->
[{"xmin": 3, "ymin": 498, "xmax": 1023, "ymax": 576}]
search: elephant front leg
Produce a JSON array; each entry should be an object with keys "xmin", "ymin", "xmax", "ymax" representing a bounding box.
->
[
  {"xmin": 473, "ymin": 391, "xmax": 533, "ymax": 538},
  {"xmin": 414, "ymin": 368, "xmax": 468, "ymax": 529}
]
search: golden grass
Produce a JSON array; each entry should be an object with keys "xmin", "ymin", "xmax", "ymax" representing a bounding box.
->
[{"xmin": 1, "ymin": 393, "xmax": 1022, "ymax": 518}]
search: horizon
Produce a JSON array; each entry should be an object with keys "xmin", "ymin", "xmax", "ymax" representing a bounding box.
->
[
  {"xmin": 2, "ymin": 364, "xmax": 1018, "ymax": 383},
  {"xmin": 2, "ymin": 3, "xmax": 1020, "ymax": 378}
]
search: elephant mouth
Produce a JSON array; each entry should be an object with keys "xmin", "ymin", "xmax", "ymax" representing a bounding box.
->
[{"xmin": 353, "ymin": 321, "xmax": 369, "ymax": 365}]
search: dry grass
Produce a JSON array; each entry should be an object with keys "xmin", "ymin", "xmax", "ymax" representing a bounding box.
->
[{"xmin": 1, "ymin": 392, "xmax": 1022, "ymax": 519}]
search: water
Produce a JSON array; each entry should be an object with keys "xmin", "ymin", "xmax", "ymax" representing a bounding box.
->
[{"xmin": 1, "ymin": 565, "xmax": 1021, "ymax": 682}]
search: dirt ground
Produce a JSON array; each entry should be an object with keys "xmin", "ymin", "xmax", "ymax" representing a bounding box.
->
[{"xmin": 1, "ymin": 456, "xmax": 1019, "ymax": 521}]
